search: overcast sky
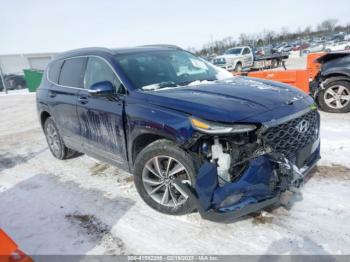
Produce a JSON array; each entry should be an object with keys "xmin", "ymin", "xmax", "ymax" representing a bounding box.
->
[{"xmin": 0, "ymin": 0, "xmax": 349, "ymax": 54}]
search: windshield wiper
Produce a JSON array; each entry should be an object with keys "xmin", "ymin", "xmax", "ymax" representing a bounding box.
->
[
  {"xmin": 178, "ymin": 78, "xmax": 217, "ymax": 86},
  {"xmin": 141, "ymin": 81, "xmax": 178, "ymax": 91}
]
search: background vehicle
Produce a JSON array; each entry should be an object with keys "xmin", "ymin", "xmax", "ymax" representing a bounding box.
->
[
  {"xmin": 311, "ymin": 51, "xmax": 350, "ymax": 113},
  {"xmin": 36, "ymin": 46, "xmax": 320, "ymax": 221},
  {"xmin": 213, "ymin": 46, "xmax": 289, "ymax": 72},
  {"xmin": 247, "ymin": 51, "xmax": 350, "ymax": 113},
  {"xmin": 324, "ymin": 41, "xmax": 350, "ymax": 52},
  {"xmin": 305, "ymin": 43, "xmax": 325, "ymax": 53},
  {"xmin": 0, "ymin": 74, "xmax": 26, "ymax": 91}
]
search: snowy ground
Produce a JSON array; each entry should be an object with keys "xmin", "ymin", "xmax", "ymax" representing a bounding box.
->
[{"xmin": 0, "ymin": 94, "xmax": 350, "ymax": 256}]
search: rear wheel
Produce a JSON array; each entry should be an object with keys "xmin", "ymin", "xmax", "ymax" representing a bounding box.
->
[
  {"xmin": 133, "ymin": 139, "xmax": 197, "ymax": 215},
  {"xmin": 44, "ymin": 117, "xmax": 79, "ymax": 159},
  {"xmin": 318, "ymin": 80, "xmax": 350, "ymax": 113},
  {"xmin": 271, "ymin": 59, "xmax": 278, "ymax": 68}
]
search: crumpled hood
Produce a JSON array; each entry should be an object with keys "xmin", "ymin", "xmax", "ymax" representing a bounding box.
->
[{"xmin": 143, "ymin": 77, "xmax": 310, "ymax": 123}]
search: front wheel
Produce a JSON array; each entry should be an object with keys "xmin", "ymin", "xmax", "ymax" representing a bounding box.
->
[
  {"xmin": 318, "ymin": 80, "xmax": 350, "ymax": 113},
  {"xmin": 234, "ymin": 62, "xmax": 242, "ymax": 72},
  {"xmin": 133, "ymin": 140, "xmax": 197, "ymax": 215}
]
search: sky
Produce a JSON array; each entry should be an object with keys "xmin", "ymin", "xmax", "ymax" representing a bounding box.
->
[{"xmin": 0, "ymin": 0, "xmax": 349, "ymax": 54}]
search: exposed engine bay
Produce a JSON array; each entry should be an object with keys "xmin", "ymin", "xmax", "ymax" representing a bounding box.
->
[{"xmin": 185, "ymin": 109, "xmax": 321, "ymax": 222}]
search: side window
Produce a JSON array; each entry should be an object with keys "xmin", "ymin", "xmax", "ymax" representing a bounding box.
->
[
  {"xmin": 58, "ymin": 57, "xmax": 86, "ymax": 87},
  {"xmin": 84, "ymin": 57, "xmax": 122, "ymax": 93},
  {"xmin": 48, "ymin": 60, "xmax": 63, "ymax": 84},
  {"xmin": 243, "ymin": 48, "xmax": 251, "ymax": 55}
]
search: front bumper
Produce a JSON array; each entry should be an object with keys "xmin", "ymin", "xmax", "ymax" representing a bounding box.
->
[
  {"xmin": 213, "ymin": 63, "xmax": 234, "ymax": 70},
  {"xmin": 175, "ymin": 142, "xmax": 320, "ymax": 222}
]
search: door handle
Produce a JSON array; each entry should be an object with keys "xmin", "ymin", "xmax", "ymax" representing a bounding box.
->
[
  {"xmin": 48, "ymin": 91, "xmax": 56, "ymax": 98},
  {"xmin": 78, "ymin": 96, "xmax": 89, "ymax": 104}
]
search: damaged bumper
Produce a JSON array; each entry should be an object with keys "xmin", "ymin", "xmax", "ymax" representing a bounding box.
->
[{"xmin": 176, "ymin": 141, "xmax": 320, "ymax": 222}]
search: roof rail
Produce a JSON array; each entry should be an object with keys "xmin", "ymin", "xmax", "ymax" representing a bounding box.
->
[{"xmin": 138, "ymin": 44, "xmax": 182, "ymax": 50}]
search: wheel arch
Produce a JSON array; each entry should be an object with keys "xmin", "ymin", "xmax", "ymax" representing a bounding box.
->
[
  {"xmin": 320, "ymin": 74, "xmax": 350, "ymax": 89},
  {"xmin": 130, "ymin": 133, "xmax": 175, "ymax": 165},
  {"xmin": 40, "ymin": 111, "xmax": 51, "ymax": 129}
]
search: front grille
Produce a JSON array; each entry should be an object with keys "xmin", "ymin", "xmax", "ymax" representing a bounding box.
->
[
  {"xmin": 213, "ymin": 59, "xmax": 226, "ymax": 65},
  {"xmin": 262, "ymin": 110, "xmax": 319, "ymax": 160}
]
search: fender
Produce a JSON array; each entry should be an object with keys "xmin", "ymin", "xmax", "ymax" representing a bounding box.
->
[
  {"xmin": 320, "ymin": 75, "xmax": 350, "ymax": 89},
  {"xmin": 125, "ymin": 101, "xmax": 196, "ymax": 167},
  {"xmin": 320, "ymin": 68, "xmax": 350, "ymax": 81}
]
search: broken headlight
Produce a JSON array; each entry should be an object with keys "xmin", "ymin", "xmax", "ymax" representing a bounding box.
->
[{"xmin": 190, "ymin": 117, "xmax": 256, "ymax": 134}]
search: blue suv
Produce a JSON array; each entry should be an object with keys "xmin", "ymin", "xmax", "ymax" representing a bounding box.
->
[{"xmin": 37, "ymin": 46, "xmax": 320, "ymax": 221}]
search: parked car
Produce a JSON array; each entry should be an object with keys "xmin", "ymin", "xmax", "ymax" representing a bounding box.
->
[
  {"xmin": 324, "ymin": 41, "xmax": 350, "ymax": 52},
  {"xmin": 305, "ymin": 43, "xmax": 325, "ymax": 54},
  {"xmin": 0, "ymin": 74, "xmax": 26, "ymax": 91},
  {"xmin": 310, "ymin": 51, "xmax": 350, "ymax": 113},
  {"xmin": 36, "ymin": 46, "xmax": 320, "ymax": 221}
]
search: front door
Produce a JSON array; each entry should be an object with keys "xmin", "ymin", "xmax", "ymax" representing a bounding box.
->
[
  {"xmin": 76, "ymin": 56, "xmax": 127, "ymax": 166},
  {"xmin": 242, "ymin": 47, "xmax": 254, "ymax": 67}
]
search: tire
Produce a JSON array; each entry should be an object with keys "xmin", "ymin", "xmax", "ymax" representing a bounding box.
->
[
  {"xmin": 271, "ymin": 59, "xmax": 278, "ymax": 68},
  {"xmin": 317, "ymin": 80, "xmax": 350, "ymax": 113},
  {"xmin": 43, "ymin": 117, "xmax": 78, "ymax": 159},
  {"xmin": 133, "ymin": 139, "xmax": 197, "ymax": 215},
  {"xmin": 234, "ymin": 62, "xmax": 242, "ymax": 72}
]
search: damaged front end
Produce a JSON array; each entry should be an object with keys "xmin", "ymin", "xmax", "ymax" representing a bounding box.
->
[{"xmin": 181, "ymin": 108, "xmax": 321, "ymax": 222}]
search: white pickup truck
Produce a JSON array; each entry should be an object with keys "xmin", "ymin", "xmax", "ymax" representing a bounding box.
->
[{"xmin": 213, "ymin": 46, "xmax": 289, "ymax": 72}]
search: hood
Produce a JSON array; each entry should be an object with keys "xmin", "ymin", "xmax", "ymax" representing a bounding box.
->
[
  {"xmin": 215, "ymin": 54, "xmax": 239, "ymax": 60},
  {"xmin": 142, "ymin": 77, "xmax": 309, "ymax": 123}
]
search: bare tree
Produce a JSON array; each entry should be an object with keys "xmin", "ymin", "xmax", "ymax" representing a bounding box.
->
[
  {"xmin": 317, "ymin": 19, "xmax": 338, "ymax": 32},
  {"xmin": 303, "ymin": 25, "xmax": 312, "ymax": 36}
]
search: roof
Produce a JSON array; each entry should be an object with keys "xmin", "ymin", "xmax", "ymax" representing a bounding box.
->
[{"xmin": 53, "ymin": 45, "xmax": 182, "ymax": 60}]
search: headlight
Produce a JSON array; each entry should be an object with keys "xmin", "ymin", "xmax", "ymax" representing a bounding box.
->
[{"xmin": 190, "ymin": 117, "xmax": 256, "ymax": 134}]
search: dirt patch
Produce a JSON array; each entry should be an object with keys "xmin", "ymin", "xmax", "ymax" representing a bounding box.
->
[
  {"xmin": 90, "ymin": 163, "xmax": 110, "ymax": 176},
  {"xmin": 65, "ymin": 212, "xmax": 126, "ymax": 254},
  {"xmin": 311, "ymin": 165, "xmax": 350, "ymax": 180},
  {"xmin": 251, "ymin": 211, "xmax": 274, "ymax": 225},
  {"xmin": 123, "ymin": 176, "xmax": 133, "ymax": 183}
]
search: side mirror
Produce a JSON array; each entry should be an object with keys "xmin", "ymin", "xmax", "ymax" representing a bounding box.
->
[{"xmin": 88, "ymin": 81, "xmax": 114, "ymax": 96}]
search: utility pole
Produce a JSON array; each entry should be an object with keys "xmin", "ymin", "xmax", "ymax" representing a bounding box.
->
[{"xmin": 0, "ymin": 62, "xmax": 7, "ymax": 94}]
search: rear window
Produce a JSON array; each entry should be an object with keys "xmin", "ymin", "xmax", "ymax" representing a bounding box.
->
[
  {"xmin": 48, "ymin": 60, "xmax": 63, "ymax": 84},
  {"xmin": 58, "ymin": 57, "xmax": 86, "ymax": 87}
]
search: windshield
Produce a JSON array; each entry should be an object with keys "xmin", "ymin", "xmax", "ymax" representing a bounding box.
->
[
  {"xmin": 114, "ymin": 50, "xmax": 232, "ymax": 90},
  {"xmin": 224, "ymin": 48, "xmax": 242, "ymax": 55}
]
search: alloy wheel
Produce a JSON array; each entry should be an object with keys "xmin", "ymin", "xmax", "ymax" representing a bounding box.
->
[
  {"xmin": 324, "ymin": 85, "xmax": 350, "ymax": 109},
  {"xmin": 46, "ymin": 123, "xmax": 61, "ymax": 156},
  {"xmin": 142, "ymin": 155, "xmax": 191, "ymax": 208}
]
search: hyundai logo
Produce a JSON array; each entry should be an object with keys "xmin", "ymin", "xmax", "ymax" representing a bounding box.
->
[{"xmin": 296, "ymin": 120, "xmax": 309, "ymax": 133}]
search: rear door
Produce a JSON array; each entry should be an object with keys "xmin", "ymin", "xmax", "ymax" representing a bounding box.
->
[
  {"xmin": 47, "ymin": 57, "xmax": 87, "ymax": 150},
  {"xmin": 76, "ymin": 56, "xmax": 127, "ymax": 166}
]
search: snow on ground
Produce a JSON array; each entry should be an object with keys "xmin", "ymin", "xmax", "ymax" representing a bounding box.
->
[
  {"xmin": 0, "ymin": 94, "xmax": 350, "ymax": 255},
  {"xmin": 0, "ymin": 88, "xmax": 31, "ymax": 96}
]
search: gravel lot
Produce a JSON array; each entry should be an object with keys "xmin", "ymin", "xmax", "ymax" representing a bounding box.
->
[{"xmin": 1, "ymin": 89, "xmax": 350, "ymax": 255}]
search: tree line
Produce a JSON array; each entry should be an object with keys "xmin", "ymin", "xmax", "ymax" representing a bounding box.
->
[{"xmin": 190, "ymin": 19, "xmax": 350, "ymax": 57}]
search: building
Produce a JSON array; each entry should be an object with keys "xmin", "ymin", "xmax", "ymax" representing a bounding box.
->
[{"xmin": 0, "ymin": 52, "xmax": 57, "ymax": 75}]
